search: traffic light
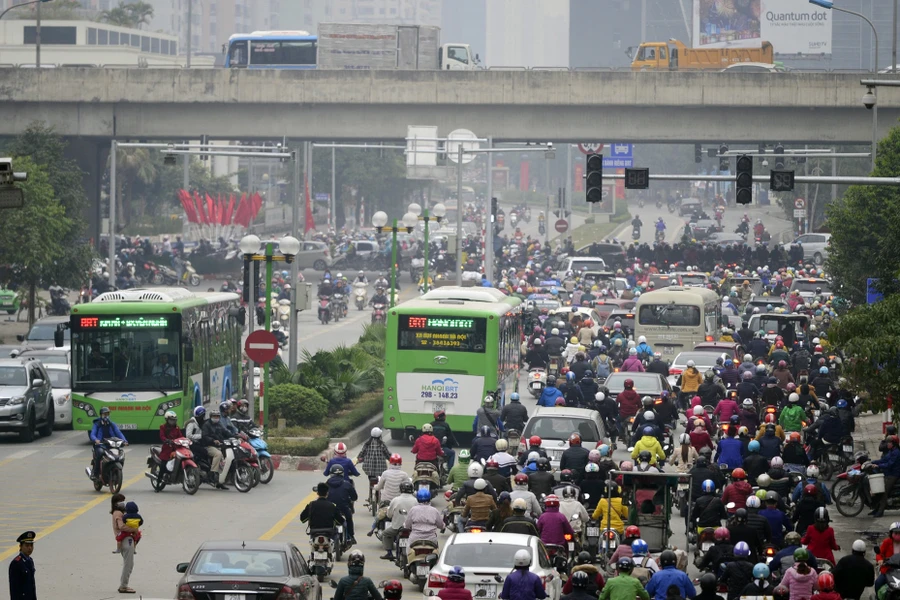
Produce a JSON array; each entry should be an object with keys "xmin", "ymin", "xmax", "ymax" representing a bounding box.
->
[
  {"xmin": 718, "ymin": 145, "xmax": 729, "ymax": 172},
  {"xmin": 695, "ymin": 144, "xmax": 703, "ymax": 163},
  {"xmin": 735, "ymin": 154, "xmax": 753, "ymax": 205},
  {"xmin": 252, "ymin": 260, "xmax": 261, "ymax": 304},
  {"xmin": 585, "ymin": 153, "xmax": 603, "ymax": 203},
  {"xmin": 242, "ymin": 258, "xmax": 251, "ymax": 303},
  {"xmin": 774, "ymin": 144, "xmax": 785, "ymax": 170},
  {"xmin": 255, "ymin": 306, "xmax": 266, "ymax": 326},
  {"xmin": 491, "ymin": 197, "xmax": 498, "ymax": 222},
  {"xmin": 200, "ymin": 134, "xmax": 209, "ymax": 161}
]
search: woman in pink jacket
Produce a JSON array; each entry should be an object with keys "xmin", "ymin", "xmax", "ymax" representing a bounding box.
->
[
  {"xmin": 536, "ymin": 495, "xmax": 575, "ymax": 547},
  {"xmin": 779, "ymin": 548, "xmax": 818, "ymax": 600},
  {"xmin": 713, "ymin": 394, "xmax": 740, "ymax": 424}
]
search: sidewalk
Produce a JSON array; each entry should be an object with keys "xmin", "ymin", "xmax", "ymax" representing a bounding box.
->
[{"xmin": 854, "ymin": 411, "xmax": 889, "ymax": 456}]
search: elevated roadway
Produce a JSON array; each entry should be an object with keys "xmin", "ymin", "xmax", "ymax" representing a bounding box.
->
[{"xmin": 1, "ymin": 68, "xmax": 899, "ymax": 143}]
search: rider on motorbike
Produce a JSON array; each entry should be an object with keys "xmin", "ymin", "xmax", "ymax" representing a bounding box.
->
[
  {"xmin": 369, "ymin": 287, "xmax": 388, "ymax": 307},
  {"xmin": 300, "ymin": 481, "xmax": 346, "ymax": 538},
  {"xmin": 431, "ymin": 410, "xmax": 459, "ymax": 469},
  {"xmin": 89, "ymin": 407, "xmax": 128, "ymax": 480},
  {"xmin": 199, "ymin": 408, "xmax": 229, "ymax": 489},
  {"xmin": 156, "ymin": 410, "xmax": 183, "ymax": 480},
  {"xmin": 536, "ymin": 494, "xmax": 575, "ymax": 549},
  {"xmin": 462, "ymin": 479, "xmax": 497, "ymax": 527},
  {"xmin": 404, "ymin": 488, "xmax": 444, "ymax": 548},
  {"xmin": 412, "ymin": 424, "xmax": 444, "ymax": 470},
  {"xmin": 326, "ymin": 465, "xmax": 358, "ymax": 545}
]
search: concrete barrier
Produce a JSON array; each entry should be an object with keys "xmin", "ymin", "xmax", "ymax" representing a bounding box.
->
[{"xmin": 272, "ymin": 412, "xmax": 384, "ymax": 471}]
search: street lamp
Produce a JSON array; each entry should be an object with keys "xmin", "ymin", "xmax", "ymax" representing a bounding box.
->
[
  {"xmin": 239, "ymin": 233, "xmax": 299, "ymax": 430},
  {"xmin": 408, "ymin": 202, "xmax": 445, "ymax": 293},
  {"xmin": 809, "ymin": 0, "xmax": 879, "ymax": 72},
  {"xmin": 372, "ymin": 210, "xmax": 417, "ymax": 308},
  {"xmin": 862, "ymin": 85, "xmax": 878, "ymax": 170}
]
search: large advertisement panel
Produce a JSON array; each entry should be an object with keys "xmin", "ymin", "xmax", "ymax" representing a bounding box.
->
[{"xmin": 693, "ymin": 0, "xmax": 831, "ymax": 54}]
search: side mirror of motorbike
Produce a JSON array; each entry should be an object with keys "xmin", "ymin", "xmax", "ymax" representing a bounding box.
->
[
  {"xmin": 54, "ymin": 329, "xmax": 64, "ymax": 348},
  {"xmin": 176, "ymin": 563, "xmax": 189, "ymax": 573},
  {"xmin": 330, "ymin": 580, "xmax": 338, "ymax": 589}
]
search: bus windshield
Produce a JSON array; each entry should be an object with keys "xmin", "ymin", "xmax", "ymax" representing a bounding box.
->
[
  {"xmin": 638, "ymin": 304, "xmax": 701, "ymax": 327},
  {"xmin": 73, "ymin": 328, "xmax": 181, "ymax": 392}
]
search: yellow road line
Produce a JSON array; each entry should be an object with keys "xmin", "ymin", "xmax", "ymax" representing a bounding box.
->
[
  {"xmin": 259, "ymin": 490, "xmax": 316, "ymax": 541},
  {"xmin": 0, "ymin": 471, "xmax": 145, "ymax": 562}
]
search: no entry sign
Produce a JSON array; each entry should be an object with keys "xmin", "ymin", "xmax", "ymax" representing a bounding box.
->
[{"xmin": 244, "ymin": 330, "xmax": 279, "ymax": 364}]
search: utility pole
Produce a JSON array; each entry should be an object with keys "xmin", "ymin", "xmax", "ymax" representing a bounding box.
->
[
  {"xmin": 893, "ymin": 0, "xmax": 898, "ymax": 73},
  {"xmin": 35, "ymin": 0, "xmax": 41, "ymax": 68},
  {"xmin": 186, "ymin": 0, "xmax": 192, "ymax": 68}
]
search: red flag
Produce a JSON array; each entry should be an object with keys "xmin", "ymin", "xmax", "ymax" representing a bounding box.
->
[
  {"xmin": 304, "ymin": 176, "xmax": 315, "ymax": 233},
  {"xmin": 225, "ymin": 194, "xmax": 235, "ymax": 225},
  {"xmin": 178, "ymin": 190, "xmax": 197, "ymax": 223},
  {"xmin": 519, "ymin": 161, "xmax": 530, "ymax": 192},
  {"xmin": 206, "ymin": 194, "xmax": 215, "ymax": 225},
  {"xmin": 194, "ymin": 191, "xmax": 207, "ymax": 224},
  {"xmin": 251, "ymin": 192, "xmax": 262, "ymax": 218},
  {"xmin": 235, "ymin": 193, "xmax": 249, "ymax": 227}
]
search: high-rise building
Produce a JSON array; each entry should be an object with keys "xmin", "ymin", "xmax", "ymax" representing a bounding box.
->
[{"xmin": 281, "ymin": 0, "xmax": 441, "ymax": 32}]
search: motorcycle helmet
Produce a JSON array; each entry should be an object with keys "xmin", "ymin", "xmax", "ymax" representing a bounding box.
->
[
  {"xmin": 616, "ymin": 557, "xmax": 635, "ymax": 573},
  {"xmin": 529, "ymin": 435, "xmax": 542, "ymax": 447},
  {"xmin": 747, "ymin": 440, "xmax": 760, "ymax": 453},
  {"xmin": 714, "ymin": 527, "xmax": 730, "ymax": 542},
  {"xmin": 513, "ymin": 549, "xmax": 532, "ymax": 567},
  {"xmin": 495, "ymin": 439, "xmax": 509, "ymax": 452},
  {"xmin": 559, "ymin": 469, "xmax": 573, "ymax": 483},
  {"xmin": 803, "ymin": 484, "xmax": 818, "ymax": 497},
  {"xmin": 623, "ymin": 379, "xmax": 634, "ymax": 389},
  {"xmin": 699, "ymin": 573, "xmax": 717, "ymax": 591},
  {"xmin": 734, "ymin": 508, "xmax": 749, "ymax": 523},
  {"xmin": 330, "ymin": 465, "xmax": 344, "ymax": 477},
  {"xmin": 853, "ymin": 539, "xmax": 867, "ymax": 553},
  {"xmin": 806, "ymin": 465, "xmax": 820, "ymax": 479},
  {"xmin": 514, "ymin": 473, "xmax": 529, "ymax": 486},
  {"xmin": 757, "ymin": 474, "xmax": 771, "ymax": 488},
  {"xmin": 334, "ymin": 442, "xmax": 348, "ymax": 455},
  {"xmin": 793, "ymin": 548, "xmax": 810, "ymax": 563},
  {"xmin": 479, "ymin": 425, "xmax": 491, "ymax": 438},
  {"xmin": 422, "ymin": 423, "xmax": 434, "ymax": 434},
  {"xmin": 473, "ymin": 478, "xmax": 488, "ymax": 492},
  {"xmin": 701, "ymin": 479, "xmax": 715, "ymax": 494},
  {"xmin": 467, "ymin": 463, "xmax": 483, "ymax": 478},
  {"xmin": 347, "ymin": 550, "xmax": 365, "ymax": 567},
  {"xmin": 193, "ymin": 406, "xmax": 206, "ymax": 418},
  {"xmin": 537, "ymin": 457, "xmax": 551, "ymax": 471},
  {"xmin": 512, "ymin": 498, "xmax": 528, "ymax": 513},
  {"xmin": 624, "ymin": 525, "xmax": 641, "ymax": 539},
  {"xmin": 734, "ymin": 541, "xmax": 751, "ymax": 557},
  {"xmin": 746, "ymin": 496, "xmax": 761, "ymax": 509},
  {"xmin": 631, "ymin": 539, "xmax": 649, "ymax": 556},
  {"xmin": 642, "ymin": 426, "xmax": 654, "ymax": 437},
  {"xmin": 788, "ymin": 432, "xmax": 802, "ymax": 443},
  {"xmin": 416, "ymin": 488, "xmax": 432, "ymax": 503},
  {"xmin": 370, "ymin": 427, "xmax": 383, "ymax": 438},
  {"xmin": 164, "ymin": 410, "xmax": 177, "ymax": 422},
  {"xmin": 588, "ymin": 449, "xmax": 601, "ymax": 463},
  {"xmin": 731, "ymin": 468, "xmax": 747, "ymax": 481},
  {"xmin": 543, "ymin": 494, "xmax": 560, "ymax": 508},
  {"xmin": 383, "ymin": 580, "xmax": 403, "ymax": 600},
  {"xmin": 815, "ymin": 507, "xmax": 829, "ymax": 523},
  {"xmin": 753, "ymin": 563, "xmax": 770, "ymax": 580},
  {"xmin": 585, "ymin": 463, "xmax": 600, "ymax": 474},
  {"xmin": 659, "ymin": 550, "xmax": 677, "ymax": 568},
  {"xmin": 693, "ymin": 405, "xmax": 704, "ymax": 417},
  {"xmin": 643, "ymin": 410, "xmax": 655, "ymax": 422},
  {"xmin": 458, "ymin": 449, "xmax": 471, "ymax": 464},
  {"xmin": 485, "ymin": 460, "xmax": 499, "ymax": 471},
  {"xmin": 770, "ymin": 456, "xmax": 784, "ymax": 468},
  {"xmin": 784, "ymin": 532, "xmax": 801, "ymax": 547},
  {"xmin": 569, "ymin": 433, "xmax": 582, "ymax": 446},
  {"xmin": 817, "ymin": 572, "xmax": 834, "ymax": 592}
]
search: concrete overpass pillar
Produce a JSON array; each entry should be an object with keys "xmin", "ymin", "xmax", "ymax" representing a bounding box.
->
[{"xmin": 66, "ymin": 138, "xmax": 109, "ymax": 249}]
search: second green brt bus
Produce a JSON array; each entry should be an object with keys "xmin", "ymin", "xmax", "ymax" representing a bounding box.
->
[
  {"xmin": 66, "ymin": 288, "xmax": 243, "ymax": 431},
  {"xmin": 383, "ymin": 287, "xmax": 522, "ymax": 439}
]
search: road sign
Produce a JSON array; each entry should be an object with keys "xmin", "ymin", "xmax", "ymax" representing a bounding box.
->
[
  {"xmin": 794, "ymin": 197, "xmax": 806, "ymax": 209},
  {"xmin": 624, "ymin": 168, "xmax": 650, "ymax": 190},
  {"xmin": 447, "ymin": 129, "xmax": 480, "ymax": 164},
  {"xmin": 609, "ymin": 143, "xmax": 633, "ymax": 158},
  {"xmin": 555, "ymin": 219, "xmax": 569, "ymax": 233},
  {"xmin": 771, "ymin": 170, "xmax": 795, "ymax": 192},
  {"xmin": 793, "ymin": 209, "xmax": 807, "ymax": 218},
  {"xmin": 244, "ymin": 330, "xmax": 279, "ymax": 364},
  {"xmin": 578, "ymin": 143, "xmax": 604, "ymax": 155}
]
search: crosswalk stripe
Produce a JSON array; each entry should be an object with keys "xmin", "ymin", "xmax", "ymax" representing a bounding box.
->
[
  {"xmin": 4, "ymin": 450, "xmax": 38, "ymax": 460},
  {"xmin": 52, "ymin": 449, "xmax": 83, "ymax": 459}
]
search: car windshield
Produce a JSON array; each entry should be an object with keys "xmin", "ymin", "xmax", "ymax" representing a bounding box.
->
[
  {"xmin": 72, "ymin": 328, "xmax": 182, "ymax": 392},
  {"xmin": 0, "ymin": 367, "xmax": 27, "ymax": 386},
  {"xmin": 27, "ymin": 322, "xmax": 70, "ymax": 342},
  {"xmin": 605, "ymin": 373, "xmax": 663, "ymax": 394},
  {"xmin": 754, "ymin": 317, "xmax": 806, "ymax": 336},
  {"xmin": 791, "ymin": 280, "xmax": 831, "ymax": 294},
  {"xmin": 443, "ymin": 543, "xmax": 532, "ymax": 570},
  {"xmin": 46, "ymin": 369, "xmax": 70, "ymax": 388},
  {"xmin": 191, "ymin": 549, "xmax": 287, "ymax": 576},
  {"xmin": 648, "ymin": 275, "xmax": 676, "ymax": 288},
  {"xmin": 681, "ymin": 275, "xmax": 707, "ymax": 285},
  {"xmin": 24, "ymin": 353, "xmax": 68, "ymax": 365},
  {"xmin": 638, "ymin": 304, "xmax": 701, "ymax": 327},
  {"xmin": 526, "ymin": 417, "xmax": 599, "ymax": 442},
  {"xmin": 672, "ymin": 352, "xmax": 719, "ymax": 368}
]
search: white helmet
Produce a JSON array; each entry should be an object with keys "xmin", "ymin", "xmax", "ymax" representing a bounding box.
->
[
  {"xmin": 693, "ymin": 406, "xmax": 704, "ymax": 416},
  {"xmin": 743, "ymin": 354, "xmax": 752, "ymax": 363},
  {"xmin": 370, "ymin": 427, "xmax": 383, "ymax": 438},
  {"xmin": 467, "ymin": 463, "xmax": 484, "ymax": 478},
  {"xmin": 852, "ymin": 539, "xmax": 867, "ymax": 553},
  {"xmin": 679, "ymin": 433, "xmax": 690, "ymax": 444},
  {"xmin": 595, "ymin": 392, "xmax": 605, "ymax": 402},
  {"xmin": 483, "ymin": 395, "xmax": 495, "ymax": 406},
  {"xmin": 686, "ymin": 360, "xmax": 695, "ymax": 367},
  {"xmin": 638, "ymin": 336, "xmax": 647, "ymax": 344},
  {"xmin": 512, "ymin": 498, "xmax": 528, "ymax": 512},
  {"xmin": 514, "ymin": 549, "xmax": 532, "ymax": 567},
  {"xmin": 164, "ymin": 410, "xmax": 177, "ymax": 420},
  {"xmin": 742, "ymin": 398, "xmax": 754, "ymax": 407},
  {"xmin": 643, "ymin": 411, "xmax": 655, "ymax": 421},
  {"xmin": 422, "ymin": 423, "xmax": 434, "ymax": 433},
  {"xmin": 806, "ymin": 465, "xmax": 820, "ymax": 479},
  {"xmin": 358, "ymin": 270, "xmax": 365, "ymax": 276},
  {"xmin": 474, "ymin": 478, "xmax": 487, "ymax": 491},
  {"xmin": 551, "ymin": 328, "xmax": 560, "ymax": 336},
  {"xmin": 495, "ymin": 439, "xmax": 509, "ymax": 452},
  {"xmin": 789, "ymin": 393, "xmax": 800, "ymax": 403},
  {"xmin": 629, "ymin": 348, "xmax": 637, "ymax": 356},
  {"xmin": 526, "ymin": 451, "xmax": 540, "ymax": 463}
]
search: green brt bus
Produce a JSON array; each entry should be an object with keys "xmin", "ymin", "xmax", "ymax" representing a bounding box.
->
[
  {"xmin": 383, "ymin": 287, "xmax": 522, "ymax": 439},
  {"xmin": 66, "ymin": 288, "xmax": 243, "ymax": 431}
]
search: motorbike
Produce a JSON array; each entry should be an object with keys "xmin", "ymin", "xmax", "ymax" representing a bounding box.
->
[
  {"xmin": 86, "ymin": 437, "xmax": 126, "ymax": 494},
  {"xmin": 317, "ymin": 296, "xmax": 332, "ymax": 325},
  {"xmin": 307, "ymin": 528, "xmax": 336, "ymax": 582},
  {"xmin": 332, "ymin": 293, "xmax": 348, "ymax": 320},
  {"xmin": 524, "ymin": 208, "xmax": 531, "ymax": 223},
  {"xmin": 276, "ymin": 299, "xmax": 291, "ymax": 331},
  {"xmin": 538, "ymin": 223, "xmax": 546, "ymax": 236},
  {"xmin": 442, "ymin": 492, "xmax": 463, "ymax": 533},
  {"xmin": 195, "ymin": 438, "xmax": 254, "ymax": 493},
  {"xmin": 410, "ymin": 258, "xmax": 424, "ymax": 284},
  {"xmin": 583, "ymin": 517, "xmax": 602, "ymax": 561},
  {"xmin": 655, "ymin": 228, "xmax": 665, "ymax": 243},
  {"xmin": 632, "ymin": 226, "xmax": 641, "ymax": 241},
  {"xmin": 371, "ymin": 303, "xmax": 386, "ymax": 325},
  {"xmin": 412, "ymin": 461, "xmax": 442, "ymax": 495},
  {"xmin": 835, "ymin": 463, "xmax": 900, "ymax": 517},
  {"xmin": 394, "ymin": 526, "xmax": 411, "ymax": 571},
  {"xmin": 137, "ymin": 261, "xmax": 164, "ymax": 285},
  {"xmin": 528, "ymin": 368, "xmax": 547, "ymax": 398},
  {"xmin": 656, "ymin": 199, "xmax": 663, "ymax": 209},
  {"xmin": 881, "ymin": 555, "xmax": 900, "ymax": 600},
  {"xmin": 145, "ymin": 437, "xmax": 201, "ymax": 495},
  {"xmin": 693, "ymin": 527, "xmax": 716, "ymax": 563},
  {"xmin": 545, "ymin": 542, "xmax": 570, "ymax": 575},
  {"xmin": 46, "ymin": 287, "xmax": 71, "ymax": 316},
  {"xmin": 831, "ymin": 451, "xmax": 868, "ymax": 498},
  {"xmin": 510, "ymin": 213, "xmax": 518, "ymax": 227},
  {"xmin": 407, "ymin": 539, "xmax": 440, "ymax": 592},
  {"xmin": 353, "ymin": 282, "xmax": 368, "ymax": 311},
  {"xmin": 638, "ymin": 198, "xmax": 645, "ymax": 208},
  {"xmin": 247, "ymin": 428, "xmax": 274, "ymax": 484}
]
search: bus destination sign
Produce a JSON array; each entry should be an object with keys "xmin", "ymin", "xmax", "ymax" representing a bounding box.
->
[
  {"xmin": 73, "ymin": 315, "xmax": 173, "ymax": 330},
  {"xmin": 398, "ymin": 315, "xmax": 486, "ymax": 353}
]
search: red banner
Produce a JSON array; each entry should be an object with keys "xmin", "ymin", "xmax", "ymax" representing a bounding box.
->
[
  {"xmin": 615, "ymin": 168, "xmax": 625, "ymax": 200},
  {"xmin": 519, "ymin": 161, "xmax": 530, "ymax": 192},
  {"xmin": 574, "ymin": 164, "xmax": 584, "ymax": 192},
  {"xmin": 304, "ymin": 176, "xmax": 315, "ymax": 233}
]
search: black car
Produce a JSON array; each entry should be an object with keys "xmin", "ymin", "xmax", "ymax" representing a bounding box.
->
[
  {"xmin": 574, "ymin": 242, "xmax": 629, "ymax": 269},
  {"xmin": 176, "ymin": 540, "xmax": 321, "ymax": 600},
  {"xmin": 604, "ymin": 372, "xmax": 675, "ymax": 401}
]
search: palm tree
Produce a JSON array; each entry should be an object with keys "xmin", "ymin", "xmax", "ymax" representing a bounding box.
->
[
  {"xmin": 100, "ymin": 1, "xmax": 154, "ymax": 29},
  {"xmin": 109, "ymin": 148, "xmax": 158, "ymax": 228}
]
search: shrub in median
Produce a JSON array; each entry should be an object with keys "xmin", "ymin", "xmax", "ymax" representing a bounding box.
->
[
  {"xmin": 267, "ymin": 437, "xmax": 330, "ymax": 457},
  {"xmin": 327, "ymin": 394, "xmax": 383, "ymax": 438},
  {"xmin": 268, "ymin": 384, "xmax": 329, "ymax": 427}
]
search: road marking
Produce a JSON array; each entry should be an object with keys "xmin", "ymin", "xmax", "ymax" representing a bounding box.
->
[
  {"xmin": 4, "ymin": 450, "xmax": 38, "ymax": 461},
  {"xmin": 259, "ymin": 490, "xmax": 317, "ymax": 541},
  {"xmin": 0, "ymin": 471, "xmax": 145, "ymax": 562},
  {"xmin": 52, "ymin": 449, "xmax": 83, "ymax": 459}
]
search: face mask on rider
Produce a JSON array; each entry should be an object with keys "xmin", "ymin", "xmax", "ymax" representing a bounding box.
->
[{"xmin": 211, "ymin": 418, "xmax": 220, "ymax": 425}]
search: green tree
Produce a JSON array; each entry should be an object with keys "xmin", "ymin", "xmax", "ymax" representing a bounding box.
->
[
  {"xmin": 113, "ymin": 147, "xmax": 158, "ymax": 226},
  {"xmin": 100, "ymin": 1, "xmax": 153, "ymax": 28},
  {"xmin": 828, "ymin": 294, "xmax": 900, "ymax": 411},
  {"xmin": 0, "ymin": 158, "xmax": 72, "ymax": 325},
  {"xmin": 8, "ymin": 0, "xmax": 83, "ymax": 20},
  {"xmin": 824, "ymin": 126, "xmax": 900, "ymax": 304}
]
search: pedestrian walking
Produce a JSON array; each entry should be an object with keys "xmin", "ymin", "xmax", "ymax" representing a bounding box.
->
[
  {"xmin": 9, "ymin": 530, "xmax": 36, "ymax": 600},
  {"xmin": 111, "ymin": 493, "xmax": 137, "ymax": 594}
]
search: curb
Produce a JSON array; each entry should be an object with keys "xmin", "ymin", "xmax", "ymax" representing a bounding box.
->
[{"xmin": 270, "ymin": 412, "xmax": 384, "ymax": 471}]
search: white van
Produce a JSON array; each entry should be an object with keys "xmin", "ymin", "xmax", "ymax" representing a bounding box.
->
[{"xmin": 556, "ymin": 257, "xmax": 607, "ymax": 282}]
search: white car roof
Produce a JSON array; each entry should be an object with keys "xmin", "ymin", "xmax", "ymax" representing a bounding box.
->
[
  {"xmin": 532, "ymin": 406, "xmax": 600, "ymax": 421},
  {"xmin": 444, "ymin": 532, "xmax": 539, "ymax": 546}
]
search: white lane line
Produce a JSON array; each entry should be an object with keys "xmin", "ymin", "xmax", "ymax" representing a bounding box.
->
[
  {"xmin": 4, "ymin": 450, "xmax": 38, "ymax": 460},
  {"xmin": 52, "ymin": 449, "xmax": 83, "ymax": 459}
]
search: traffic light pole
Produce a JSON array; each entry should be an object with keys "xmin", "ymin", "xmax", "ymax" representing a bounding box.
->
[
  {"xmin": 604, "ymin": 172, "xmax": 900, "ymax": 186},
  {"xmin": 484, "ymin": 136, "xmax": 494, "ymax": 284}
]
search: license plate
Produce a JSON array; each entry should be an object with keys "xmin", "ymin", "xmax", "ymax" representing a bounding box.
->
[
  {"xmin": 678, "ymin": 483, "xmax": 689, "ymax": 490},
  {"xmin": 663, "ymin": 347, "xmax": 675, "ymax": 355},
  {"xmin": 475, "ymin": 584, "xmax": 497, "ymax": 598},
  {"xmin": 432, "ymin": 403, "xmax": 445, "ymax": 413},
  {"xmin": 118, "ymin": 423, "xmax": 137, "ymax": 430},
  {"xmin": 530, "ymin": 382, "xmax": 542, "ymax": 389},
  {"xmin": 399, "ymin": 539, "xmax": 408, "ymax": 548},
  {"xmin": 314, "ymin": 552, "xmax": 328, "ymax": 560},
  {"xmin": 417, "ymin": 565, "xmax": 429, "ymax": 577},
  {"xmin": 568, "ymin": 542, "xmax": 575, "ymax": 551},
  {"xmin": 224, "ymin": 595, "xmax": 245, "ymax": 600},
  {"xmin": 701, "ymin": 542, "xmax": 713, "ymax": 551},
  {"xmin": 586, "ymin": 527, "xmax": 600, "ymax": 537},
  {"xmin": 843, "ymin": 444, "xmax": 853, "ymax": 453},
  {"xmin": 829, "ymin": 454, "xmax": 841, "ymax": 462}
]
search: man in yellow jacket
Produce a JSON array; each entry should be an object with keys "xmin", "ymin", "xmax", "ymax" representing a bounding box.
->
[
  {"xmin": 592, "ymin": 484, "xmax": 629, "ymax": 534},
  {"xmin": 631, "ymin": 427, "xmax": 666, "ymax": 465},
  {"xmin": 679, "ymin": 361, "xmax": 703, "ymax": 410}
]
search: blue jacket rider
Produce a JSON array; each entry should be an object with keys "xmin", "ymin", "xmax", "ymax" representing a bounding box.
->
[
  {"xmin": 538, "ymin": 384, "xmax": 564, "ymax": 408},
  {"xmin": 89, "ymin": 407, "xmax": 127, "ymax": 479}
]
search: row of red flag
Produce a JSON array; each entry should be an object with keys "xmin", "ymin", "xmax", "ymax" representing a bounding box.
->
[{"xmin": 177, "ymin": 190, "xmax": 263, "ymax": 227}]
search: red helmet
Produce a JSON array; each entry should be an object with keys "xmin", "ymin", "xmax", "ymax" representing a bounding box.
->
[
  {"xmin": 625, "ymin": 525, "xmax": 641, "ymax": 539},
  {"xmin": 514, "ymin": 473, "xmax": 529, "ymax": 486},
  {"xmin": 485, "ymin": 460, "xmax": 499, "ymax": 469},
  {"xmin": 817, "ymin": 573, "xmax": 834, "ymax": 592},
  {"xmin": 731, "ymin": 468, "xmax": 747, "ymax": 481},
  {"xmin": 569, "ymin": 433, "xmax": 582, "ymax": 446},
  {"xmin": 383, "ymin": 580, "xmax": 403, "ymax": 600},
  {"xmin": 777, "ymin": 359, "xmax": 786, "ymax": 367},
  {"xmin": 335, "ymin": 442, "xmax": 347, "ymax": 455},
  {"xmin": 776, "ymin": 342, "xmax": 785, "ymax": 349},
  {"xmin": 804, "ymin": 484, "xmax": 818, "ymax": 497},
  {"xmin": 389, "ymin": 453, "xmax": 403, "ymax": 466},
  {"xmin": 714, "ymin": 527, "xmax": 730, "ymax": 542},
  {"xmin": 433, "ymin": 410, "xmax": 446, "ymax": 420},
  {"xmin": 544, "ymin": 494, "xmax": 560, "ymax": 508},
  {"xmin": 764, "ymin": 413, "xmax": 776, "ymax": 424},
  {"xmin": 560, "ymin": 366, "xmax": 570, "ymax": 376},
  {"xmin": 529, "ymin": 435, "xmax": 542, "ymax": 447},
  {"xmin": 624, "ymin": 379, "xmax": 634, "ymax": 389},
  {"xmin": 789, "ymin": 432, "xmax": 802, "ymax": 443}
]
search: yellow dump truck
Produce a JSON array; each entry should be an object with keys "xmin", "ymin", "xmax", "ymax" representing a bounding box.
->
[{"xmin": 629, "ymin": 39, "xmax": 774, "ymax": 71}]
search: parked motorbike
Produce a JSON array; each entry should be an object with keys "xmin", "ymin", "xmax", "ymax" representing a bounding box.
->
[
  {"xmin": 353, "ymin": 282, "xmax": 368, "ymax": 311},
  {"xmin": 145, "ymin": 436, "xmax": 201, "ymax": 495},
  {"xmin": 86, "ymin": 437, "xmax": 126, "ymax": 494},
  {"xmin": 318, "ymin": 296, "xmax": 332, "ymax": 325},
  {"xmin": 371, "ymin": 303, "xmax": 386, "ymax": 325},
  {"xmin": 247, "ymin": 428, "xmax": 274, "ymax": 484},
  {"xmin": 835, "ymin": 463, "xmax": 900, "ymax": 517}
]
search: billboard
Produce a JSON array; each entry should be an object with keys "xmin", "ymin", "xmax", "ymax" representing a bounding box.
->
[{"xmin": 693, "ymin": 0, "xmax": 831, "ymax": 55}]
